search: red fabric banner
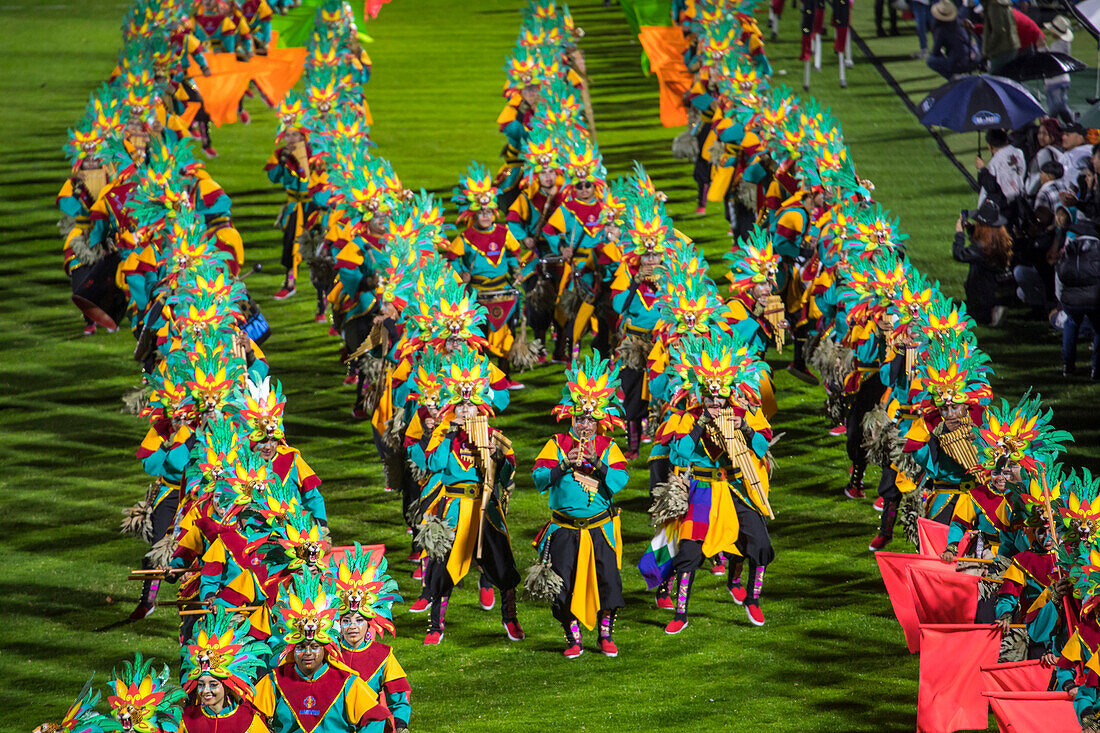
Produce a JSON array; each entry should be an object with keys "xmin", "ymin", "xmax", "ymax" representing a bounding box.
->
[
  {"xmin": 917, "ymin": 624, "xmax": 1001, "ymax": 733},
  {"xmin": 980, "ymin": 660, "xmax": 1055, "ymax": 693},
  {"xmin": 328, "ymin": 544, "xmax": 385, "ymax": 568},
  {"xmin": 918, "ymin": 517, "xmax": 951, "ymax": 557},
  {"xmin": 984, "ymin": 690, "xmax": 1078, "ymax": 733},
  {"xmin": 876, "ymin": 552, "xmax": 951, "ymax": 653},
  {"xmin": 909, "ymin": 563, "xmax": 980, "ymax": 625},
  {"xmin": 636, "ymin": 26, "xmax": 692, "ymax": 127}
]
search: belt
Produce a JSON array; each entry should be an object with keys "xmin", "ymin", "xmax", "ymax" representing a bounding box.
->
[
  {"xmin": 551, "ymin": 508, "xmax": 615, "ymax": 530},
  {"xmin": 443, "ymin": 482, "xmax": 481, "ymax": 499},
  {"xmin": 689, "ymin": 466, "xmax": 743, "ymax": 482},
  {"xmin": 287, "ymin": 191, "xmax": 311, "ymax": 203},
  {"xmin": 473, "ymin": 276, "xmax": 511, "ymax": 291},
  {"xmin": 623, "ymin": 325, "xmax": 653, "ymax": 338}
]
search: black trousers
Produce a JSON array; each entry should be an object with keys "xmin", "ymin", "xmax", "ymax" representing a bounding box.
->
[
  {"xmin": 620, "ymin": 366, "xmax": 648, "ymax": 422},
  {"xmin": 547, "ymin": 525, "xmax": 624, "ymax": 625},
  {"xmin": 846, "ymin": 378, "xmax": 887, "ymax": 466}
]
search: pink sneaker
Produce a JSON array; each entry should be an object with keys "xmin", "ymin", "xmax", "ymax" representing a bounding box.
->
[
  {"xmin": 694, "ymin": 206, "xmax": 706, "ymax": 215},
  {"xmin": 664, "ymin": 618, "xmax": 688, "ymax": 635},
  {"xmin": 83, "ymin": 323, "xmax": 97, "ymax": 336},
  {"xmin": 745, "ymin": 604, "xmax": 765, "ymax": 626},
  {"xmin": 273, "ymin": 285, "xmax": 296, "ymax": 300},
  {"xmin": 873, "ymin": 496, "xmax": 885, "ymax": 512},
  {"xmin": 563, "ymin": 643, "xmax": 583, "ymax": 659},
  {"xmin": 129, "ymin": 602, "xmax": 155, "ymax": 620},
  {"xmin": 411, "ymin": 566, "xmax": 424, "ymax": 581},
  {"xmin": 479, "ymin": 587, "xmax": 495, "ymax": 611},
  {"xmin": 328, "ymin": 326, "xmax": 339, "ymax": 337},
  {"xmin": 710, "ymin": 562, "xmax": 726, "ymax": 576},
  {"xmin": 503, "ymin": 619, "xmax": 525, "ymax": 640},
  {"xmin": 828, "ymin": 424, "xmax": 847, "ymax": 436},
  {"xmin": 408, "ymin": 598, "xmax": 430, "ymax": 613},
  {"xmin": 314, "ymin": 313, "xmax": 326, "ymax": 323},
  {"xmin": 728, "ymin": 583, "xmax": 748, "ymax": 605},
  {"xmin": 844, "ymin": 485, "xmax": 866, "ymax": 500},
  {"xmin": 655, "ymin": 593, "xmax": 674, "ymax": 611},
  {"xmin": 505, "ymin": 379, "xmax": 526, "ymax": 391},
  {"xmin": 351, "ymin": 407, "xmax": 369, "ymax": 420},
  {"xmin": 869, "ymin": 535, "xmax": 890, "ymax": 552},
  {"xmin": 343, "ymin": 372, "xmax": 359, "ymax": 385},
  {"xmin": 423, "ymin": 630, "xmax": 443, "ymax": 645},
  {"xmin": 598, "ymin": 638, "xmax": 618, "ymax": 657}
]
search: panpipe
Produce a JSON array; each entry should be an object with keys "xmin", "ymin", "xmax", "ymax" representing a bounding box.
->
[
  {"xmin": 716, "ymin": 409, "xmax": 775, "ymax": 519},
  {"xmin": 290, "ymin": 141, "xmax": 310, "ymax": 177},
  {"xmin": 78, "ymin": 167, "xmax": 108, "ymax": 200},
  {"xmin": 466, "ymin": 414, "xmax": 494, "ymax": 558},
  {"xmin": 940, "ymin": 421, "xmax": 979, "ymax": 471},
  {"xmin": 904, "ymin": 345, "xmax": 918, "ymax": 378},
  {"xmin": 762, "ymin": 294, "xmax": 786, "ymax": 351},
  {"xmin": 573, "ymin": 436, "xmax": 600, "ymax": 501}
]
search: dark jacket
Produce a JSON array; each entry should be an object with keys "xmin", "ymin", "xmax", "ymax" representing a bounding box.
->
[
  {"xmin": 931, "ymin": 19, "xmax": 975, "ymax": 71},
  {"xmin": 1057, "ymin": 226, "xmax": 1100, "ymax": 310},
  {"xmin": 953, "ymin": 230, "xmax": 1008, "ymax": 323}
]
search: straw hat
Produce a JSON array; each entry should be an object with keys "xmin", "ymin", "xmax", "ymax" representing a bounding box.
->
[
  {"xmin": 931, "ymin": 0, "xmax": 957, "ymax": 22},
  {"xmin": 1044, "ymin": 15, "xmax": 1074, "ymax": 43}
]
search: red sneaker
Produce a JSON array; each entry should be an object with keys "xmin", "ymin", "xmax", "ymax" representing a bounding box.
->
[
  {"xmin": 328, "ymin": 326, "xmax": 339, "ymax": 337},
  {"xmin": 239, "ymin": 109, "xmax": 251, "ymax": 125},
  {"xmin": 343, "ymin": 372, "xmax": 359, "ymax": 385},
  {"xmin": 129, "ymin": 602, "xmax": 155, "ymax": 620},
  {"xmin": 694, "ymin": 206, "xmax": 706, "ymax": 215},
  {"xmin": 203, "ymin": 146, "xmax": 218, "ymax": 158},
  {"xmin": 843, "ymin": 485, "xmax": 866, "ymax": 500},
  {"xmin": 869, "ymin": 535, "xmax": 890, "ymax": 552},
  {"xmin": 655, "ymin": 593, "xmax": 674, "ymax": 611},
  {"xmin": 598, "ymin": 638, "xmax": 618, "ymax": 657},
  {"xmin": 536, "ymin": 354, "xmax": 548, "ymax": 365},
  {"xmin": 728, "ymin": 584, "xmax": 748, "ymax": 605},
  {"xmin": 664, "ymin": 618, "xmax": 688, "ymax": 635},
  {"xmin": 641, "ymin": 434, "xmax": 653, "ymax": 444},
  {"xmin": 406, "ymin": 549, "xmax": 420, "ymax": 562},
  {"xmin": 383, "ymin": 485, "xmax": 395, "ymax": 492},
  {"xmin": 273, "ymin": 285, "xmax": 297, "ymax": 300},
  {"xmin": 828, "ymin": 424, "xmax": 847, "ymax": 436},
  {"xmin": 745, "ymin": 604, "xmax": 765, "ymax": 626},
  {"xmin": 710, "ymin": 562, "xmax": 726, "ymax": 575},
  {"xmin": 314, "ymin": 313, "xmax": 326, "ymax": 323},
  {"xmin": 503, "ymin": 619, "xmax": 525, "ymax": 640},
  {"xmin": 563, "ymin": 643, "xmax": 584, "ymax": 659},
  {"xmin": 411, "ymin": 566, "xmax": 424, "ymax": 581},
  {"xmin": 408, "ymin": 598, "xmax": 430, "ymax": 613},
  {"xmin": 423, "ymin": 631, "xmax": 443, "ymax": 645},
  {"xmin": 479, "ymin": 587, "xmax": 495, "ymax": 611},
  {"xmin": 505, "ymin": 379, "xmax": 526, "ymax": 391},
  {"xmin": 351, "ymin": 407, "xmax": 369, "ymax": 420},
  {"xmin": 83, "ymin": 323, "xmax": 97, "ymax": 336},
  {"xmin": 623, "ymin": 449, "xmax": 639, "ymax": 460},
  {"xmin": 873, "ymin": 496, "xmax": 885, "ymax": 512}
]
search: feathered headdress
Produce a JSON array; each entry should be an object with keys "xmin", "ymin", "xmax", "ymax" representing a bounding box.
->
[
  {"xmin": 910, "ymin": 331, "xmax": 992, "ymax": 416},
  {"xmin": 672, "ymin": 332, "xmax": 766, "ymax": 407},
  {"xmin": 102, "ymin": 654, "xmax": 185, "ymax": 733},
  {"xmin": 725, "ymin": 226, "xmax": 781, "ymax": 293},
  {"xmin": 180, "ymin": 607, "xmax": 271, "ymax": 703},
  {"xmin": 271, "ymin": 566, "xmax": 342, "ymax": 663},
  {"xmin": 452, "ymin": 161, "xmax": 499, "ymax": 224},
  {"xmin": 32, "ymin": 676, "xmax": 107, "ymax": 733},
  {"xmin": 328, "ymin": 543, "xmax": 402, "ymax": 639},
  {"xmin": 551, "ymin": 355, "xmax": 624, "ymax": 432},
  {"xmin": 235, "ymin": 376, "xmax": 287, "ymax": 442},
  {"xmin": 972, "ymin": 391, "xmax": 1073, "ymax": 482},
  {"xmin": 440, "ymin": 345, "xmax": 495, "ymax": 411}
]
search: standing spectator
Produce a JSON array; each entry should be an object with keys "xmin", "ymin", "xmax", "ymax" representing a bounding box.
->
[
  {"xmin": 1061, "ymin": 123, "xmax": 1091, "ymax": 179},
  {"xmin": 1013, "ymin": 206, "xmax": 1059, "ymax": 317},
  {"xmin": 953, "ymin": 200, "xmax": 1014, "ymax": 326},
  {"xmin": 927, "ymin": 0, "xmax": 977, "ymax": 77},
  {"xmin": 1042, "ymin": 15, "xmax": 1075, "ymax": 123},
  {"xmin": 875, "ymin": 0, "xmax": 899, "ymax": 37},
  {"xmin": 1056, "ymin": 221, "xmax": 1100, "ymax": 378},
  {"xmin": 911, "ymin": 0, "xmax": 933, "ymax": 59},
  {"xmin": 1034, "ymin": 160, "xmax": 1071, "ymax": 213},
  {"xmin": 1012, "ymin": 9, "xmax": 1045, "ymax": 53},
  {"xmin": 970, "ymin": 0, "xmax": 1019, "ymax": 74},
  {"xmin": 1024, "ymin": 118, "xmax": 1065, "ymax": 198},
  {"xmin": 976, "ymin": 128, "xmax": 1025, "ymax": 209}
]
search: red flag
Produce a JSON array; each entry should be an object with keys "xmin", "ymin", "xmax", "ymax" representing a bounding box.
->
[
  {"xmin": 909, "ymin": 563, "xmax": 980, "ymax": 625},
  {"xmin": 918, "ymin": 517, "xmax": 951, "ymax": 557},
  {"xmin": 917, "ymin": 624, "xmax": 1001, "ymax": 733},
  {"xmin": 327, "ymin": 544, "xmax": 386, "ymax": 568},
  {"xmin": 980, "ymin": 660, "xmax": 1055, "ymax": 693},
  {"xmin": 636, "ymin": 26, "xmax": 692, "ymax": 127},
  {"xmin": 876, "ymin": 552, "xmax": 951, "ymax": 653},
  {"xmin": 984, "ymin": 690, "xmax": 1078, "ymax": 732}
]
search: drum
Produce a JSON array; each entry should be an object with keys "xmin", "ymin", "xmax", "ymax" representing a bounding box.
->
[
  {"xmin": 476, "ymin": 288, "xmax": 520, "ymax": 331},
  {"xmin": 70, "ymin": 252, "xmax": 126, "ymax": 329},
  {"xmin": 241, "ymin": 296, "xmax": 271, "ymax": 345}
]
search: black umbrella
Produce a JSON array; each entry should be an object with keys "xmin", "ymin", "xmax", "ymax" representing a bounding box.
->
[
  {"xmin": 997, "ymin": 51, "xmax": 1087, "ymax": 81},
  {"xmin": 918, "ymin": 74, "xmax": 1046, "ymax": 131}
]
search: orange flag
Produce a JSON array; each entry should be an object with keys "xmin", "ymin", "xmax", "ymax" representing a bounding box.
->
[
  {"xmin": 636, "ymin": 26, "xmax": 692, "ymax": 128},
  {"xmin": 917, "ymin": 624, "xmax": 1001, "ymax": 733},
  {"xmin": 909, "ymin": 563, "xmax": 981, "ymax": 625},
  {"xmin": 984, "ymin": 690, "xmax": 1078, "ymax": 732},
  {"xmin": 876, "ymin": 551, "xmax": 948, "ymax": 653},
  {"xmin": 981, "ymin": 660, "xmax": 1056, "ymax": 693},
  {"xmin": 188, "ymin": 54, "xmax": 253, "ymax": 126},
  {"xmin": 249, "ymin": 46, "xmax": 307, "ymax": 111}
]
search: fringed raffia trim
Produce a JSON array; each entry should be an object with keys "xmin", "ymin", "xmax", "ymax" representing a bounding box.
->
[
  {"xmin": 899, "ymin": 490, "xmax": 924, "ymax": 549},
  {"xmin": 615, "ymin": 334, "xmax": 650, "ymax": 372},
  {"xmin": 861, "ymin": 404, "xmax": 895, "ymax": 467},
  {"xmin": 523, "ymin": 560, "xmax": 564, "ymax": 602},
  {"xmin": 145, "ymin": 534, "xmax": 178, "ymax": 568},
  {"xmin": 671, "ymin": 130, "xmax": 700, "ymax": 160},
  {"xmin": 649, "ymin": 471, "xmax": 690, "ymax": 526},
  {"xmin": 415, "ymin": 515, "xmax": 455, "ymax": 561}
]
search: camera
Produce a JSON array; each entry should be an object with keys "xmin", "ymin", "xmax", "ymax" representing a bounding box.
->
[{"xmin": 960, "ymin": 209, "xmax": 969, "ymax": 220}]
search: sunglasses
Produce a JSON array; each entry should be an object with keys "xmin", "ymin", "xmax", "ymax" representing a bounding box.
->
[{"xmin": 575, "ymin": 181, "xmax": 594, "ymax": 190}]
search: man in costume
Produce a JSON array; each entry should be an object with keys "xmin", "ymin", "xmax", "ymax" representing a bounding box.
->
[{"xmin": 530, "ymin": 356, "xmax": 629, "ymax": 658}]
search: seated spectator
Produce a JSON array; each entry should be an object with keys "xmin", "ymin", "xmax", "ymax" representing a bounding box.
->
[
  {"xmin": 927, "ymin": 1, "xmax": 979, "ymax": 79},
  {"xmin": 1061, "ymin": 123, "xmax": 1091, "ymax": 179},
  {"xmin": 1056, "ymin": 220, "xmax": 1100, "ymax": 378},
  {"xmin": 1024, "ymin": 118, "xmax": 1065, "ymax": 198},
  {"xmin": 953, "ymin": 200, "xmax": 1014, "ymax": 326},
  {"xmin": 1034, "ymin": 160, "xmax": 1071, "ymax": 213}
]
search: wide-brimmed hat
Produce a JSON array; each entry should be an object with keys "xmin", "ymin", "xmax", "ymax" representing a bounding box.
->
[
  {"xmin": 931, "ymin": 1, "xmax": 957, "ymax": 22},
  {"xmin": 1044, "ymin": 15, "xmax": 1074, "ymax": 43},
  {"xmin": 973, "ymin": 199, "xmax": 1007, "ymax": 227}
]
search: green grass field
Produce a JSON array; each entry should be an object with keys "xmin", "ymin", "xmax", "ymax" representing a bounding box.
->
[{"xmin": 1, "ymin": 0, "xmax": 1097, "ymax": 730}]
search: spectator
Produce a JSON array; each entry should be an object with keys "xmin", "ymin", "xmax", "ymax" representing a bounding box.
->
[
  {"xmin": 976, "ymin": 128, "xmax": 1025, "ymax": 209},
  {"xmin": 1068, "ymin": 144, "xmax": 1100, "ymax": 220},
  {"xmin": 1042, "ymin": 15, "xmax": 1075, "ymax": 123},
  {"xmin": 1012, "ymin": 9, "xmax": 1045, "ymax": 53},
  {"xmin": 1013, "ymin": 206, "xmax": 1059, "ymax": 317},
  {"xmin": 875, "ymin": 0, "xmax": 899, "ymax": 37},
  {"xmin": 953, "ymin": 200, "xmax": 1014, "ymax": 326},
  {"xmin": 1061, "ymin": 123, "xmax": 1091, "ymax": 179},
  {"xmin": 1055, "ymin": 220, "xmax": 1100, "ymax": 378},
  {"xmin": 1024, "ymin": 118, "xmax": 1065, "ymax": 198},
  {"xmin": 927, "ymin": 1, "xmax": 979, "ymax": 78},
  {"xmin": 969, "ymin": 0, "xmax": 1019, "ymax": 74},
  {"xmin": 911, "ymin": 0, "xmax": 933, "ymax": 59},
  {"xmin": 1034, "ymin": 160, "xmax": 1071, "ymax": 213}
]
